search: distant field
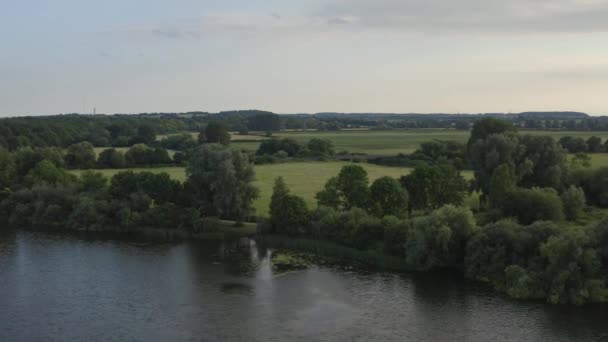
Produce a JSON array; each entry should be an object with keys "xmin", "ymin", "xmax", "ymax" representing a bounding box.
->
[
  {"xmin": 93, "ymin": 147, "xmax": 177, "ymax": 157},
  {"xmin": 93, "ymin": 147, "xmax": 129, "ymax": 156},
  {"xmin": 573, "ymin": 153, "xmax": 608, "ymax": 169},
  {"xmin": 159, "ymin": 129, "xmax": 608, "ymax": 156},
  {"xmin": 275, "ymin": 129, "xmax": 468, "ymax": 155},
  {"xmin": 72, "ymin": 161, "xmax": 474, "ymax": 216}
]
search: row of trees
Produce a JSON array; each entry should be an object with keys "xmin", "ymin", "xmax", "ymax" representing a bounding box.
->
[
  {"xmin": 256, "ymin": 138, "xmax": 335, "ymax": 159},
  {"xmin": 559, "ymin": 135, "xmax": 606, "ymax": 153},
  {"xmin": 0, "ymin": 144, "xmax": 259, "ymax": 233}
]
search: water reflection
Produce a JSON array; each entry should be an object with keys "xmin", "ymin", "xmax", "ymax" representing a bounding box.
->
[{"xmin": 0, "ymin": 232, "xmax": 607, "ymax": 342}]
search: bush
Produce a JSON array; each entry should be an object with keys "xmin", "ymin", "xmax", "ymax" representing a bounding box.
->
[
  {"xmin": 561, "ymin": 186, "xmax": 586, "ymax": 220},
  {"xmin": 502, "ymin": 187, "xmax": 564, "ymax": 224}
]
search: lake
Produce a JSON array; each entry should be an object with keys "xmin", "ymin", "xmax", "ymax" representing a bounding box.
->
[{"xmin": 1, "ymin": 231, "xmax": 607, "ymax": 342}]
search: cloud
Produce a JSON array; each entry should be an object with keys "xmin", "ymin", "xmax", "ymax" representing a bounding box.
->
[
  {"xmin": 316, "ymin": 0, "xmax": 608, "ymax": 33},
  {"xmin": 111, "ymin": 0, "xmax": 608, "ymax": 40}
]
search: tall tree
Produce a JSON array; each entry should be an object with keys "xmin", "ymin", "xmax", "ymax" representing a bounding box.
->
[
  {"xmin": 64, "ymin": 142, "xmax": 96, "ymax": 169},
  {"xmin": 369, "ymin": 176, "xmax": 409, "ymax": 218},
  {"xmin": 400, "ymin": 164, "xmax": 468, "ymax": 213},
  {"xmin": 185, "ymin": 144, "xmax": 258, "ymax": 221},
  {"xmin": 203, "ymin": 121, "xmax": 231, "ymax": 145}
]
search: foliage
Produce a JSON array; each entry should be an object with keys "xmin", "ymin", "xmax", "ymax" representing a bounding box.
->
[
  {"xmin": 202, "ymin": 121, "xmax": 231, "ymax": 145},
  {"xmin": 502, "ymin": 187, "xmax": 564, "ymax": 224},
  {"xmin": 185, "ymin": 144, "xmax": 259, "ymax": 220},
  {"xmin": 400, "ymin": 163, "xmax": 468, "ymax": 212},
  {"xmin": 125, "ymin": 144, "xmax": 172, "ymax": 166},
  {"xmin": 97, "ymin": 148, "xmax": 126, "ymax": 169},
  {"xmin": 64, "ymin": 142, "xmax": 96, "ymax": 169},
  {"xmin": 159, "ymin": 133, "xmax": 197, "ymax": 151},
  {"xmin": 316, "ymin": 165, "xmax": 370, "ymax": 210},
  {"xmin": 560, "ymin": 186, "xmax": 586, "ymax": 220},
  {"xmin": 369, "ymin": 176, "xmax": 409, "ymax": 218},
  {"xmin": 307, "ymin": 138, "xmax": 335, "ymax": 157},
  {"xmin": 257, "ymin": 138, "xmax": 303, "ymax": 157},
  {"xmin": 489, "ymin": 164, "xmax": 517, "ymax": 208},
  {"xmin": 268, "ymin": 177, "xmax": 310, "ymax": 236},
  {"xmin": 0, "ymin": 148, "xmax": 16, "ymax": 189}
]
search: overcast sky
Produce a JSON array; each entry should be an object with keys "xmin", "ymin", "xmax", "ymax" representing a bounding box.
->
[{"xmin": 1, "ymin": 0, "xmax": 608, "ymax": 116}]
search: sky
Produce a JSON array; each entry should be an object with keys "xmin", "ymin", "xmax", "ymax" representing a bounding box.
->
[{"xmin": 1, "ymin": 0, "xmax": 608, "ymax": 116}]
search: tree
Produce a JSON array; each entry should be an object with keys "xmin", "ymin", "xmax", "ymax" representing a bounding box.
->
[
  {"xmin": 561, "ymin": 186, "xmax": 586, "ymax": 221},
  {"xmin": 316, "ymin": 177, "xmax": 341, "ymax": 209},
  {"xmin": 559, "ymin": 136, "xmax": 587, "ymax": 153},
  {"xmin": 587, "ymin": 136, "xmax": 603, "ymax": 153},
  {"xmin": 204, "ymin": 121, "xmax": 231, "ymax": 145},
  {"xmin": 406, "ymin": 205, "xmax": 477, "ymax": 270},
  {"xmin": 316, "ymin": 165, "xmax": 370, "ymax": 211},
  {"xmin": 0, "ymin": 148, "xmax": 16, "ymax": 189},
  {"xmin": 185, "ymin": 144, "xmax": 258, "ymax": 221},
  {"xmin": 24, "ymin": 160, "xmax": 75, "ymax": 186},
  {"xmin": 97, "ymin": 148, "xmax": 126, "ymax": 169},
  {"xmin": 247, "ymin": 113, "xmax": 281, "ymax": 132},
  {"xmin": 502, "ymin": 187, "xmax": 564, "ymax": 224},
  {"xmin": 268, "ymin": 177, "xmax": 309, "ymax": 235},
  {"xmin": 64, "ymin": 141, "xmax": 96, "ymax": 169},
  {"xmin": 467, "ymin": 117, "xmax": 515, "ymax": 151},
  {"xmin": 78, "ymin": 170, "xmax": 108, "ymax": 194},
  {"xmin": 400, "ymin": 164, "xmax": 468, "ymax": 213},
  {"xmin": 257, "ymin": 138, "xmax": 303, "ymax": 157},
  {"xmin": 369, "ymin": 176, "xmax": 409, "ymax": 218},
  {"xmin": 307, "ymin": 138, "xmax": 335, "ymax": 157},
  {"xmin": 489, "ymin": 164, "xmax": 517, "ymax": 208}
]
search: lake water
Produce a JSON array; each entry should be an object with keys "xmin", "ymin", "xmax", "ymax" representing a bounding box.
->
[{"xmin": 1, "ymin": 231, "xmax": 607, "ymax": 342}]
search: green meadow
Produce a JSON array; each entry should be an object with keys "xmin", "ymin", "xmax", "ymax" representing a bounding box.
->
[
  {"xmin": 73, "ymin": 162, "xmax": 475, "ymax": 216},
  {"xmin": 160, "ymin": 129, "xmax": 608, "ymax": 156}
]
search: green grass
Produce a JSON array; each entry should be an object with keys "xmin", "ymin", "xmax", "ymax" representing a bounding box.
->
[
  {"xmin": 587, "ymin": 154, "xmax": 608, "ymax": 169},
  {"xmin": 73, "ymin": 161, "xmax": 474, "ymax": 217},
  {"xmin": 93, "ymin": 147, "xmax": 129, "ymax": 156},
  {"xmin": 159, "ymin": 129, "xmax": 608, "ymax": 156},
  {"xmin": 275, "ymin": 129, "xmax": 468, "ymax": 155}
]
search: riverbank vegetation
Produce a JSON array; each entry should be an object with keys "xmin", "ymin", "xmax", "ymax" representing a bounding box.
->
[
  {"xmin": 259, "ymin": 118, "xmax": 608, "ymax": 305},
  {"xmin": 4, "ymin": 113, "xmax": 608, "ymax": 304}
]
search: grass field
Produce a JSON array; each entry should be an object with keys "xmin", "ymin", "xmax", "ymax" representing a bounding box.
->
[
  {"xmin": 73, "ymin": 162, "xmax": 474, "ymax": 216},
  {"xmin": 160, "ymin": 129, "xmax": 608, "ymax": 157}
]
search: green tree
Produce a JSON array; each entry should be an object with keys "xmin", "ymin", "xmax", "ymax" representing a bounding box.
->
[
  {"xmin": 405, "ymin": 205, "xmax": 477, "ymax": 270},
  {"xmin": 369, "ymin": 176, "xmax": 409, "ymax": 218},
  {"xmin": 204, "ymin": 121, "xmax": 231, "ymax": 145},
  {"xmin": 185, "ymin": 144, "xmax": 258, "ymax": 221},
  {"xmin": 64, "ymin": 142, "xmax": 96, "ymax": 169},
  {"xmin": 502, "ymin": 187, "xmax": 564, "ymax": 224},
  {"xmin": 467, "ymin": 117, "xmax": 515, "ymax": 151},
  {"xmin": 0, "ymin": 148, "xmax": 16, "ymax": 189},
  {"xmin": 268, "ymin": 177, "xmax": 309, "ymax": 235},
  {"xmin": 489, "ymin": 164, "xmax": 517, "ymax": 208},
  {"xmin": 24, "ymin": 160, "xmax": 75, "ymax": 186},
  {"xmin": 78, "ymin": 170, "xmax": 108, "ymax": 194},
  {"xmin": 586, "ymin": 136, "xmax": 603, "ymax": 153},
  {"xmin": 561, "ymin": 186, "xmax": 586, "ymax": 221},
  {"xmin": 400, "ymin": 164, "xmax": 468, "ymax": 213},
  {"xmin": 97, "ymin": 148, "xmax": 126, "ymax": 169},
  {"xmin": 316, "ymin": 165, "xmax": 370, "ymax": 211},
  {"xmin": 316, "ymin": 177, "xmax": 341, "ymax": 209},
  {"xmin": 307, "ymin": 138, "xmax": 335, "ymax": 157}
]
